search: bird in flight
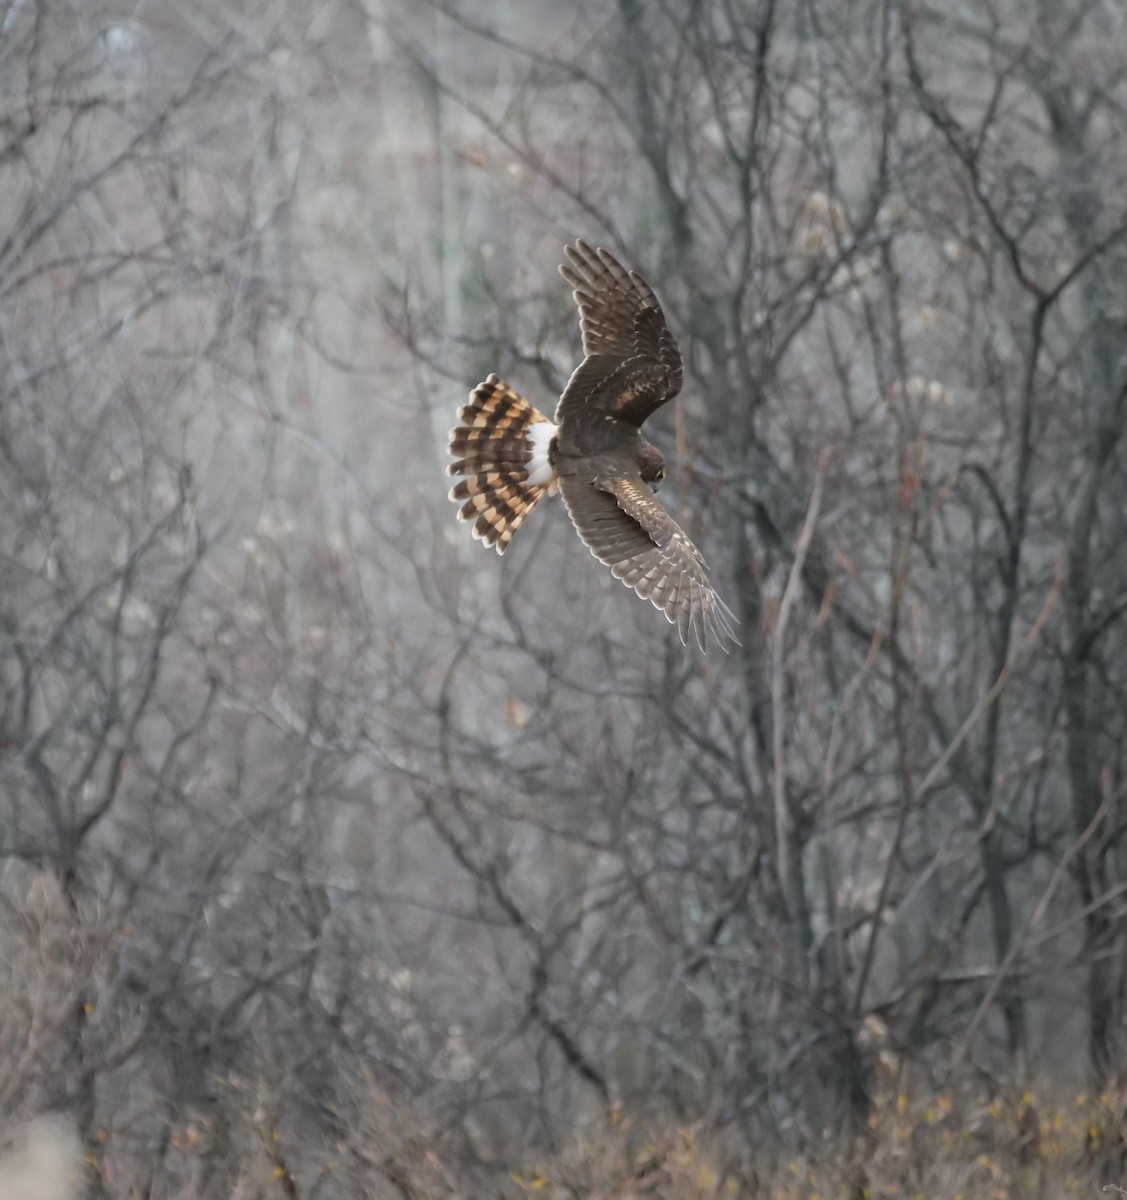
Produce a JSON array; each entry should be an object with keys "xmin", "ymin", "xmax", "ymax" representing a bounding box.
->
[{"xmin": 447, "ymin": 240, "xmax": 737, "ymax": 651}]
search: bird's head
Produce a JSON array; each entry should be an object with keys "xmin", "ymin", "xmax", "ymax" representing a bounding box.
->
[{"xmin": 639, "ymin": 442, "xmax": 666, "ymax": 492}]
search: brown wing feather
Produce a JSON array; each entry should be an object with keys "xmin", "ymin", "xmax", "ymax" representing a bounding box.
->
[
  {"xmin": 556, "ymin": 241, "xmax": 683, "ymax": 429},
  {"xmin": 558, "ymin": 470, "xmax": 738, "ymax": 651}
]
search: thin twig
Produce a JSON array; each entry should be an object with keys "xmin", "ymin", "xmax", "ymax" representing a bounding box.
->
[
  {"xmin": 954, "ymin": 790, "xmax": 1109, "ymax": 1068},
  {"xmin": 771, "ymin": 449, "xmax": 831, "ymax": 929}
]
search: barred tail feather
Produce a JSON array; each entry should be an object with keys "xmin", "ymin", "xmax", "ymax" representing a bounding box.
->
[{"xmin": 447, "ymin": 374, "xmax": 558, "ymax": 554}]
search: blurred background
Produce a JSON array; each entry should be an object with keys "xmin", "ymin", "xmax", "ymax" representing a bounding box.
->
[{"xmin": 2, "ymin": 1, "xmax": 1126, "ymax": 1196}]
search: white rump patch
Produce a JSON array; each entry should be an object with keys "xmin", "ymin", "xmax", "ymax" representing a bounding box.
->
[{"xmin": 526, "ymin": 421, "xmax": 558, "ymax": 486}]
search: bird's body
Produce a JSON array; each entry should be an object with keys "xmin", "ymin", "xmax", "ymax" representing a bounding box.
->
[{"xmin": 447, "ymin": 240, "xmax": 736, "ymax": 650}]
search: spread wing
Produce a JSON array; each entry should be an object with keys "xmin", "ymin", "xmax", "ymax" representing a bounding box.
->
[
  {"xmin": 556, "ymin": 240, "xmax": 683, "ymax": 429},
  {"xmin": 558, "ymin": 470, "xmax": 737, "ymax": 651}
]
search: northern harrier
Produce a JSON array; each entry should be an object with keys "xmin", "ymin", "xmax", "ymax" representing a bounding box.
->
[{"xmin": 447, "ymin": 240, "xmax": 737, "ymax": 651}]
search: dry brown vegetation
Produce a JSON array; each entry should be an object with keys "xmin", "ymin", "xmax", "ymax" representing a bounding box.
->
[{"xmin": 504, "ymin": 1086, "xmax": 1127, "ymax": 1200}]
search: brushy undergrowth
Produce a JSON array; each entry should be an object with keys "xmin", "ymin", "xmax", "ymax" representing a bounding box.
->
[
  {"xmin": 8, "ymin": 1080, "xmax": 1126, "ymax": 1198},
  {"xmin": 506, "ymin": 1085, "xmax": 1127, "ymax": 1200}
]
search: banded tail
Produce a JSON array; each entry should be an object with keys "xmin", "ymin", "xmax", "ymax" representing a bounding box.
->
[{"xmin": 447, "ymin": 374, "xmax": 558, "ymax": 554}]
